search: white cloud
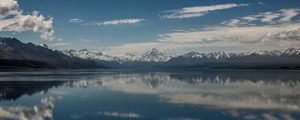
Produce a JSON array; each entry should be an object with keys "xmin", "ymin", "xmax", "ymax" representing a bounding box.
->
[
  {"xmin": 49, "ymin": 42, "xmax": 71, "ymax": 46},
  {"xmin": 104, "ymin": 8, "xmax": 300, "ymax": 54},
  {"xmin": 98, "ymin": 111, "xmax": 142, "ymax": 118},
  {"xmin": 80, "ymin": 38, "xmax": 95, "ymax": 42},
  {"xmin": 96, "ymin": 18, "xmax": 145, "ymax": 25},
  {"xmin": 0, "ymin": 0, "xmax": 60, "ymax": 41},
  {"xmin": 222, "ymin": 9, "xmax": 300, "ymax": 26},
  {"xmin": 0, "ymin": 0, "xmax": 19, "ymax": 19},
  {"xmin": 105, "ymin": 23, "xmax": 300, "ymax": 54},
  {"xmin": 161, "ymin": 3, "xmax": 249, "ymax": 19},
  {"xmin": 69, "ymin": 18, "xmax": 83, "ymax": 23},
  {"xmin": 106, "ymin": 41, "xmax": 197, "ymax": 55}
]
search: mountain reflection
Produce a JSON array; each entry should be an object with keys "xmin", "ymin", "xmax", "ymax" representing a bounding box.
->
[
  {"xmin": 98, "ymin": 71, "xmax": 300, "ymax": 111},
  {"xmin": 0, "ymin": 81, "xmax": 65, "ymax": 101},
  {"xmin": 0, "ymin": 70, "xmax": 299, "ymax": 120}
]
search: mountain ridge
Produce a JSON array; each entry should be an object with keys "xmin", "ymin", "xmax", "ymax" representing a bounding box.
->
[
  {"xmin": 0, "ymin": 37, "xmax": 299, "ymax": 69},
  {"xmin": 63, "ymin": 46, "xmax": 300, "ymax": 69},
  {"xmin": 0, "ymin": 37, "xmax": 106, "ymax": 69}
]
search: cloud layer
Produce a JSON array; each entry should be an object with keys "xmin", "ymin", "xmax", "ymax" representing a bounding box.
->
[
  {"xmin": 100, "ymin": 18, "xmax": 144, "ymax": 26},
  {"xmin": 83, "ymin": 18, "xmax": 145, "ymax": 26},
  {"xmin": 106, "ymin": 23, "xmax": 300, "ymax": 54},
  {"xmin": 106, "ymin": 8, "xmax": 300, "ymax": 54},
  {"xmin": 98, "ymin": 111, "xmax": 142, "ymax": 118},
  {"xmin": 161, "ymin": 3, "xmax": 249, "ymax": 19},
  {"xmin": 0, "ymin": 0, "xmax": 59, "ymax": 41},
  {"xmin": 69, "ymin": 18, "xmax": 83, "ymax": 23},
  {"xmin": 222, "ymin": 9, "xmax": 300, "ymax": 26}
]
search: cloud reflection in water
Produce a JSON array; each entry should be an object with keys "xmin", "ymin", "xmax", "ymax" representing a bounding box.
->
[
  {"xmin": 0, "ymin": 96, "xmax": 59, "ymax": 120},
  {"xmin": 0, "ymin": 70, "xmax": 299, "ymax": 120},
  {"xmin": 97, "ymin": 72, "xmax": 300, "ymax": 111}
]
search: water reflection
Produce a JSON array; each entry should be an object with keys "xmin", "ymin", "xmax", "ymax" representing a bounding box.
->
[
  {"xmin": 0, "ymin": 81, "xmax": 65, "ymax": 101},
  {"xmin": 0, "ymin": 96, "xmax": 58, "ymax": 120},
  {"xmin": 99, "ymin": 72, "xmax": 300, "ymax": 110},
  {"xmin": 0, "ymin": 70, "xmax": 299, "ymax": 120}
]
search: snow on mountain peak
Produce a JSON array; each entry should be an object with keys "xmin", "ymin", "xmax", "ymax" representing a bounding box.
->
[
  {"xmin": 62, "ymin": 49, "xmax": 138, "ymax": 63},
  {"xmin": 62, "ymin": 48, "xmax": 300, "ymax": 65},
  {"xmin": 207, "ymin": 51, "xmax": 228, "ymax": 59},
  {"xmin": 181, "ymin": 51, "xmax": 228, "ymax": 59},
  {"xmin": 282, "ymin": 48, "xmax": 300, "ymax": 56},
  {"xmin": 140, "ymin": 48, "xmax": 171, "ymax": 62},
  {"xmin": 251, "ymin": 50, "xmax": 283, "ymax": 56},
  {"xmin": 182, "ymin": 51, "xmax": 205, "ymax": 58},
  {"xmin": 115, "ymin": 53, "xmax": 138, "ymax": 63}
]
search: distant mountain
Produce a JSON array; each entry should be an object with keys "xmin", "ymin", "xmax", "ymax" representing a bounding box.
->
[
  {"xmin": 63, "ymin": 48, "xmax": 171, "ymax": 63},
  {"xmin": 3, "ymin": 37, "xmax": 298, "ymax": 69},
  {"xmin": 166, "ymin": 48, "xmax": 300, "ymax": 69},
  {"xmin": 282, "ymin": 48, "xmax": 300, "ymax": 56},
  {"xmin": 62, "ymin": 47, "xmax": 300, "ymax": 69},
  {"xmin": 63, "ymin": 48, "xmax": 173, "ymax": 68},
  {"xmin": 0, "ymin": 37, "xmax": 105, "ymax": 69},
  {"xmin": 140, "ymin": 48, "xmax": 172, "ymax": 62}
]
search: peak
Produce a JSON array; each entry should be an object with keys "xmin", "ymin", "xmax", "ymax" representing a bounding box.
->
[
  {"xmin": 285, "ymin": 48, "xmax": 300, "ymax": 51},
  {"xmin": 182, "ymin": 51, "xmax": 204, "ymax": 58},
  {"xmin": 145, "ymin": 48, "xmax": 161, "ymax": 54},
  {"xmin": 39, "ymin": 44, "xmax": 48, "ymax": 48},
  {"xmin": 283, "ymin": 48, "xmax": 300, "ymax": 53},
  {"xmin": 0, "ymin": 37, "xmax": 23, "ymax": 47},
  {"xmin": 151, "ymin": 48, "xmax": 159, "ymax": 51},
  {"xmin": 282, "ymin": 48, "xmax": 300, "ymax": 56},
  {"xmin": 79, "ymin": 49, "xmax": 88, "ymax": 52},
  {"xmin": 141, "ymin": 48, "xmax": 170, "ymax": 62},
  {"xmin": 0, "ymin": 37, "xmax": 21, "ymax": 42},
  {"xmin": 144, "ymin": 48, "xmax": 166, "ymax": 55},
  {"xmin": 187, "ymin": 51, "xmax": 200, "ymax": 54},
  {"xmin": 210, "ymin": 51, "xmax": 226, "ymax": 55}
]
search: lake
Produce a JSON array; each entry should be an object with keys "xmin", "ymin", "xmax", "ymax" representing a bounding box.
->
[{"xmin": 0, "ymin": 69, "xmax": 299, "ymax": 120}]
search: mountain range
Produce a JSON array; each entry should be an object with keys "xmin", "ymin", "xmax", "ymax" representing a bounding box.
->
[
  {"xmin": 0, "ymin": 37, "xmax": 300, "ymax": 69},
  {"xmin": 64, "ymin": 47, "xmax": 300, "ymax": 69},
  {"xmin": 0, "ymin": 37, "xmax": 105, "ymax": 69}
]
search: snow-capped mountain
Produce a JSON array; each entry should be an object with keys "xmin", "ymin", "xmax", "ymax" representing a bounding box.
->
[
  {"xmin": 63, "ymin": 49, "xmax": 141, "ymax": 64},
  {"xmin": 0, "ymin": 37, "xmax": 104, "ymax": 68},
  {"xmin": 115, "ymin": 53, "xmax": 139, "ymax": 63},
  {"xmin": 250, "ymin": 50, "xmax": 283, "ymax": 56},
  {"xmin": 167, "ymin": 48, "xmax": 300, "ymax": 68},
  {"xmin": 206, "ymin": 51, "xmax": 229, "ymax": 59},
  {"xmin": 176, "ymin": 48, "xmax": 300, "ymax": 60},
  {"xmin": 282, "ymin": 48, "xmax": 300, "ymax": 56},
  {"xmin": 63, "ymin": 48, "xmax": 172, "ymax": 63},
  {"xmin": 177, "ymin": 51, "xmax": 229, "ymax": 59},
  {"xmin": 2, "ymin": 36, "xmax": 298, "ymax": 69},
  {"xmin": 181, "ymin": 51, "xmax": 206, "ymax": 58},
  {"xmin": 140, "ymin": 48, "xmax": 172, "ymax": 62},
  {"xmin": 62, "ymin": 47, "xmax": 300, "ymax": 69},
  {"xmin": 63, "ymin": 49, "xmax": 117, "ymax": 61}
]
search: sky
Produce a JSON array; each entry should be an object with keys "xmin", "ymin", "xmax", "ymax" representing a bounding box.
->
[{"xmin": 1, "ymin": 0, "xmax": 300, "ymax": 55}]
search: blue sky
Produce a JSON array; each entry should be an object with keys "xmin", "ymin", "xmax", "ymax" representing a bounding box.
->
[{"xmin": 1, "ymin": 0, "xmax": 300, "ymax": 55}]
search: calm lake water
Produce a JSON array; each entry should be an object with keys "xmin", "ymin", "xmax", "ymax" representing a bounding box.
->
[{"xmin": 0, "ymin": 69, "xmax": 299, "ymax": 120}]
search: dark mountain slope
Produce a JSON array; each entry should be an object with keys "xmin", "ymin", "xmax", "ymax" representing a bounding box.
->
[{"xmin": 0, "ymin": 37, "xmax": 106, "ymax": 69}]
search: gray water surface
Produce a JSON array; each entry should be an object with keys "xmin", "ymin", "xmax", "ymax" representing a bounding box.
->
[{"xmin": 0, "ymin": 69, "xmax": 299, "ymax": 120}]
